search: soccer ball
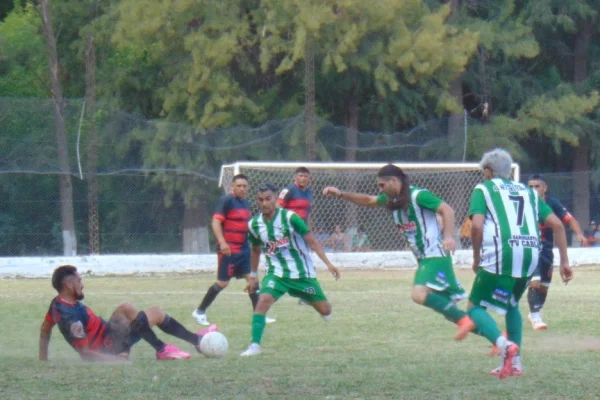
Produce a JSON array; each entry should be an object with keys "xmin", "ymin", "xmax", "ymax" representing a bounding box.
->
[{"xmin": 199, "ymin": 332, "xmax": 228, "ymax": 358}]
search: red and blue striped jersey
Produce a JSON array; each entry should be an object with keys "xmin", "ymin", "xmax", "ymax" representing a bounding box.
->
[
  {"xmin": 213, "ymin": 194, "xmax": 251, "ymax": 253},
  {"xmin": 278, "ymin": 184, "xmax": 312, "ymax": 222},
  {"xmin": 45, "ymin": 297, "xmax": 107, "ymax": 353}
]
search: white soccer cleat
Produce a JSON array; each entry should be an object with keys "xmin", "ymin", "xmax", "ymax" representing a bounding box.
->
[
  {"xmin": 192, "ymin": 309, "xmax": 210, "ymax": 326},
  {"xmin": 266, "ymin": 317, "xmax": 276, "ymax": 324},
  {"xmin": 240, "ymin": 343, "xmax": 261, "ymax": 357},
  {"xmin": 528, "ymin": 313, "xmax": 548, "ymax": 330}
]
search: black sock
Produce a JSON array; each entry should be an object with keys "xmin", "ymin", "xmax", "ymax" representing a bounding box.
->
[
  {"xmin": 249, "ymin": 284, "xmax": 260, "ymax": 310},
  {"xmin": 538, "ymin": 289, "xmax": 548, "ymax": 309},
  {"xmin": 158, "ymin": 315, "xmax": 199, "ymax": 346},
  {"xmin": 131, "ymin": 311, "xmax": 165, "ymax": 352},
  {"xmin": 528, "ymin": 288, "xmax": 542, "ymax": 313},
  {"xmin": 198, "ymin": 283, "xmax": 223, "ymax": 312}
]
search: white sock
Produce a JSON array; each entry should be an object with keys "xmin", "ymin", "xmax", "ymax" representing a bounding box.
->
[
  {"xmin": 495, "ymin": 335, "xmax": 508, "ymax": 349},
  {"xmin": 322, "ymin": 313, "xmax": 332, "ymax": 322},
  {"xmin": 513, "ymin": 355, "xmax": 521, "ymax": 365},
  {"xmin": 530, "ymin": 311, "xmax": 540, "ymax": 319}
]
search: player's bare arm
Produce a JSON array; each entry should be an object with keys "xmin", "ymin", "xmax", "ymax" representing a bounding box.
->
[
  {"xmin": 543, "ymin": 213, "xmax": 573, "ymax": 284},
  {"xmin": 245, "ymin": 245, "xmax": 262, "ymax": 294},
  {"xmin": 567, "ymin": 218, "xmax": 588, "ymax": 246},
  {"xmin": 322, "ymin": 186, "xmax": 379, "ymax": 207},
  {"xmin": 211, "ymin": 217, "xmax": 231, "ymax": 256},
  {"xmin": 38, "ymin": 320, "xmax": 53, "ymax": 361},
  {"xmin": 437, "ymin": 202, "xmax": 456, "ymax": 253},
  {"xmin": 303, "ymin": 232, "xmax": 341, "ymax": 280},
  {"xmin": 470, "ymin": 214, "xmax": 484, "ymax": 273}
]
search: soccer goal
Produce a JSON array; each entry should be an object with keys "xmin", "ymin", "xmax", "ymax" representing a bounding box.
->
[{"xmin": 219, "ymin": 162, "xmax": 520, "ymax": 253}]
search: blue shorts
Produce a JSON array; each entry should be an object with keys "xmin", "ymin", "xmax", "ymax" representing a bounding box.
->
[
  {"xmin": 532, "ymin": 252, "xmax": 553, "ymax": 286},
  {"xmin": 100, "ymin": 318, "xmax": 142, "ymax": 355},
  {"xmin": 217, "ymin": 251, "xmax": 250, "ymax": 281}
]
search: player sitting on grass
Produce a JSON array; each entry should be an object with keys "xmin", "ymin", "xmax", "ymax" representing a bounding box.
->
[
  {"xmin": 323, "ymin": 164, "xmax": 474, "ymax": 340},
  {"xmin": 39, "ymin": 265, "xmax": 217, "ymax": 362},
  {"xmin": 240, "ymin": 183, "xmax": 341, "ymax": 357}
]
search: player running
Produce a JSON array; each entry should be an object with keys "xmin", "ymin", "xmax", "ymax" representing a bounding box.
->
[
  {"xmin": 278, "ymin": 167, "xmax": 313, "ymax": 224},
  {"xmin": 323, "ymin": 164, "xmax": 474, "ymax": 340},
  {"xmin": 526, "ymin": 174, "xmax": 587, "ymax": 330},
  {"xmin": 40, "ymin": 265, "xmax": 216, "ymax": 362},
  {"xmin": 192, "ymin": 174, "xmax": 275, "ymax": 326},
  {"xmin": 240, "ymin": 183, "xmax": 340, "ymax": 357},
  {"xmin": 466, "ymin": 149, "xmax": 572, "ymax": 379}
]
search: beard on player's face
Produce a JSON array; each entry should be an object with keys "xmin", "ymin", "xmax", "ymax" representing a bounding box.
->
[{"xmin": 76, "ymin": 292, "xmax": 85, "ymax": 300}]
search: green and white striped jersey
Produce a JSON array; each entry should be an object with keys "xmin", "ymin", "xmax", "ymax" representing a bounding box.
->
[
  {"xmin": 248, "ymin": 208, "xmax": 315, "ymax": 279},
  {"xmin": 377, "ymin": 186, "xmax": 447, "ymax": 260},
  {"xmin": 469, "ymin": 178, "xmax": 553, "ymax": 278}
]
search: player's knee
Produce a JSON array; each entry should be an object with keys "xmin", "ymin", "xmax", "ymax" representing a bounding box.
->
[
  {"xmin": 116, "ymin": 302, "xmax": 138, "ymax": 318},
  {"xmin": 216, "ymin": 280, "xmax": 229, "ymax": 289},
  {"xmin": 319, "ymin": 302, "xmax": 332, "ymax": 317},
  {"xmin": 411, "ymin": 286, "xmax": 428, "ymax": 305},
  {"xmin": 538, "ymin": 285, "xmax": 549, "ymax": 294},
  {"xmin": 255, "ymin": 294, "xmax": 274, "ymax": 313}
]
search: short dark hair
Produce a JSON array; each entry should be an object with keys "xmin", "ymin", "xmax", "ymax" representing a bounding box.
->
[
  {"xmin": 257, "ymin": 182, "xmax": 277, "ymax": 193},
  {"xmin": 377, "ymin": 164, "xmax": 405, "ymax": 179},
  {"xmin": 528, "ymin": 174, "xmax": 547, "ymax": 184},
  {"xmin": 295, "ymin": 167, "xmax": 310, "ymax": 174},
  {"xmin": 232, "ymin": 174, "xmax": 248, "ymax": 183},
  {"xmin": 52, "ymin": 265, "xmax": 78, "ymax": 292}
]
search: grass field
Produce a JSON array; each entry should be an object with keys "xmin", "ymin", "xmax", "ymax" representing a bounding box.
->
[{"xmin": 1, "ymin": 268, "xmax": 600, "ymax": 400}]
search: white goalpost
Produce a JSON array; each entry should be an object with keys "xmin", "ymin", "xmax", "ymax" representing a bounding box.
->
[{"xmin": 219, "ymin": 162, "xmax": 521, "ymax": 269}]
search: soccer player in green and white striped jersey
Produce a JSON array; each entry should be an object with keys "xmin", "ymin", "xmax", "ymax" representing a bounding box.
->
[
  {"xmin": 240, "ymin": 183, "xmax": 340, "ymax": 357},
  {"xmin": 323, "ymin": 164, "xmax": 475, "ymax": 341},
  {"xmin": 467, "ymin": 148, "xmax": 573, "ymax": 379}
]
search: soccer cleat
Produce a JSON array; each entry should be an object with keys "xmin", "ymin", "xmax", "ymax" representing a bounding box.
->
[
  {"xmin": 192, "ymin": 309, "xmax": 210, "ymax": 326},
  {"xmin": 266, "ymin": 317, "xmax": 277, "ymax": 324},
  {"xmin": 490, "ymin": 364, "xmax": 523, "ymax": 377},
  {"xmin": 156, "ymin": 344, "xmax": 191, "ymax": 360},
  {"xmin": 499, "ymin": 342, "xmax": 519, "ymax": 380},
  {"xmin": 455, "ymin": 316, "xmax": 475, "ymax": 341},
  {"xmin": 240, "ymin": 343, "xmax": 261, "ymax": 357},
  {"xmin": 528, "ymin": 313, "xmax": 548, "ymax": 330}
]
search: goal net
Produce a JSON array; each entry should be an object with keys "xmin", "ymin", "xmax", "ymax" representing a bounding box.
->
[{"xmin": 219, "ymin": 162, "xmax": 520, "ymax": 253}]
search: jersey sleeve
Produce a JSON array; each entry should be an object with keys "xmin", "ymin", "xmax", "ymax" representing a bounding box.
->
[
  {"xmin": 376, "ymin": 193, "xmax": 388, "ymax": 206},
  {"xmin": 247, "ymin": 220, "xmax": 262, "ymax": 247},
  {"xmin": 290, "ymin": 213, "xmax": 310, "ymax": 236},
  {"xmin": 548, "ymin": 198, "xmax": 573, "ymax": 224},
  {"xmin": 44, "ymin": 304, "xmax": 56, "ymax": 326},
  {"xmin": 415, "ymin": 190, "xmax": 443, "ymax": 211},
  {"xmin": 277, "ymin": 187, "xmax": 291, "ymax": 207},
  {"xmin": 213, "ymin": 196, "xmax": 229, "ymax": 222},
  {"xmin": 537, "ymin": 198, "xmax": 553, "ymax": 223},
  {"xmin": 469, "ymin": 187, "xmax": 487, "ymax": 216}
]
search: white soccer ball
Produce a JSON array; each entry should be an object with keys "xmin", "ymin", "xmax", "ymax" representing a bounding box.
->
[{"xmin": 199, "ymin": 331, "xmax": 228, "ymax": 358}]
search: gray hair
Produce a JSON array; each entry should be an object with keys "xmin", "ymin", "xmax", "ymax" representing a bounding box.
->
[{"xmin": 480, "ymin": 148, "xmax": 513, "ymax": 179}]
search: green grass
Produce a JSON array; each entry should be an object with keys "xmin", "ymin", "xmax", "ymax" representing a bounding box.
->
[{"xmin": 1, "ymin": 268, "xmax": 600, "ymax": 400}]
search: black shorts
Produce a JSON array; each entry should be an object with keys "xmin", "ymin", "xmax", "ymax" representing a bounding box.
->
[
  {"xmin": 100, "ymin": 317, "xmax": 141, "ymax": 355},
  {"xmin": 532, "ymin": 254, "xmax": 553, "ymax": 286},
  {"xmin": 217, "ymin": 251, "xmax": 251, "ymax": 281}
]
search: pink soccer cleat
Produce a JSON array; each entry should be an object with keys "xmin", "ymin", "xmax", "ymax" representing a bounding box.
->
[
  {"xmin": 197, "ymin": 324, "xmax": 218, "ymax": 337},
  {"xmin": 156, "ymin": 344, "xmax": 191, "ymax": 360}
]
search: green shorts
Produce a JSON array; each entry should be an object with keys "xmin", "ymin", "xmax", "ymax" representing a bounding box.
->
[
  {"xmin": 469, "ymin": 269, "xmax": 529, "ymax": 315},
  {"xmin": 414, "ymin": 256, "xmax": 467, "ymax": 301},
  {"xmin": 260, "ymin": 274, "xmax": 328, "ymax": 303}
]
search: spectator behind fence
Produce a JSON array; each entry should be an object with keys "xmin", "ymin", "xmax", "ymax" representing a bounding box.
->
[
  {"xmin": 352, "ymin": 227, "xmax": 373, "ymax": 252},
  {"xmin": 587, "ymin": 221, "xmax": 600, "ymax": 247},
  {"xmin": 330, "ymin": 225, "xmax": 349, "ymax": 252}
]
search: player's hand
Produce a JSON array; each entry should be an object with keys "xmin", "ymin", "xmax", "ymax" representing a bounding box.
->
[
  {"xmin": 327, "ymin": 264, "xmax": 341, "ymax": 280},
  {"xmin": 442, "ymin": 236, "xmax": 456, "ymax": 254},
  {"xmin": 219, "ymin": 242, "xmax": 231, "ymax": 256},
  {"xmin": 577, "ymin": 234, "xmax": 588, "ymax": 247},
  {"xmin": 323, "ymin": 186, "xmax": 341, "ymax": 198},
  {"xmin": 245, "ymin": 277, "xmax": 258, "ymax": 293},
  {"xmin": 559, "ymin": 263, "xmax": 573, "ymax": 285}
]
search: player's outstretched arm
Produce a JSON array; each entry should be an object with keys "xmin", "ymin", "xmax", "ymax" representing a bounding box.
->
[
  {"xmin": 245, "ymin": 245, "xmax": 262, "ymax": 294},
  {"xmin": 322, "ymin": 187, "xmax": 379, "ymax": 207},
  {"xmin": 39, "ymin": 320, "xmax": 53, "ymax": 361},
  {"xmin": 304, "ymin": 232, "xmax": 340, "ymax": 280},
  {"xmin": 544, "ymin": 213, "xmax": 573, "ymax": 284}
]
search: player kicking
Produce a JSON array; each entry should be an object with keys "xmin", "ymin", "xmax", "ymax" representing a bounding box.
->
[
  {"xmin": 240, "ymin": 183, "xmax": 340, "ymax": 357},
  {"xmin": 323, "ymin": 164, "xmax": 474, "ymax": 340},
  {"xmin": 40, "ymin": 265, "xmax": 217, "ymax": 362},
  {"xmin": 526, "ymin": 174, "xmax": 587, "ymax": 330},
  {"xmin": 193, "ymin": 174, "xmax": 275, "ymax": 326},
  {"xmin": 466, "ymin": 149, "xmax": 572, "ymax": 379}
]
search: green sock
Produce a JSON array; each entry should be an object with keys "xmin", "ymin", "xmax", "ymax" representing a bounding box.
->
[
  {"xmin": 468, "ymin": 306, "xmax": 503, "ymax": 345},
  {"xmin": 423, "ymin": 292, "xmax": 467, "ymax": 323},
  {"xmin": 251, "ymin": 313, "xmax": 266, "ymax": 344},
  {"xmin": 505, "ymin": 306, "xmax": 522, "ymax": 353}
]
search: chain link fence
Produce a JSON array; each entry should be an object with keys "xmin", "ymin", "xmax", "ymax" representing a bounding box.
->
[{"xmin": 1, "ymin": 98, "xmax": 599, "ymax": 256}]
